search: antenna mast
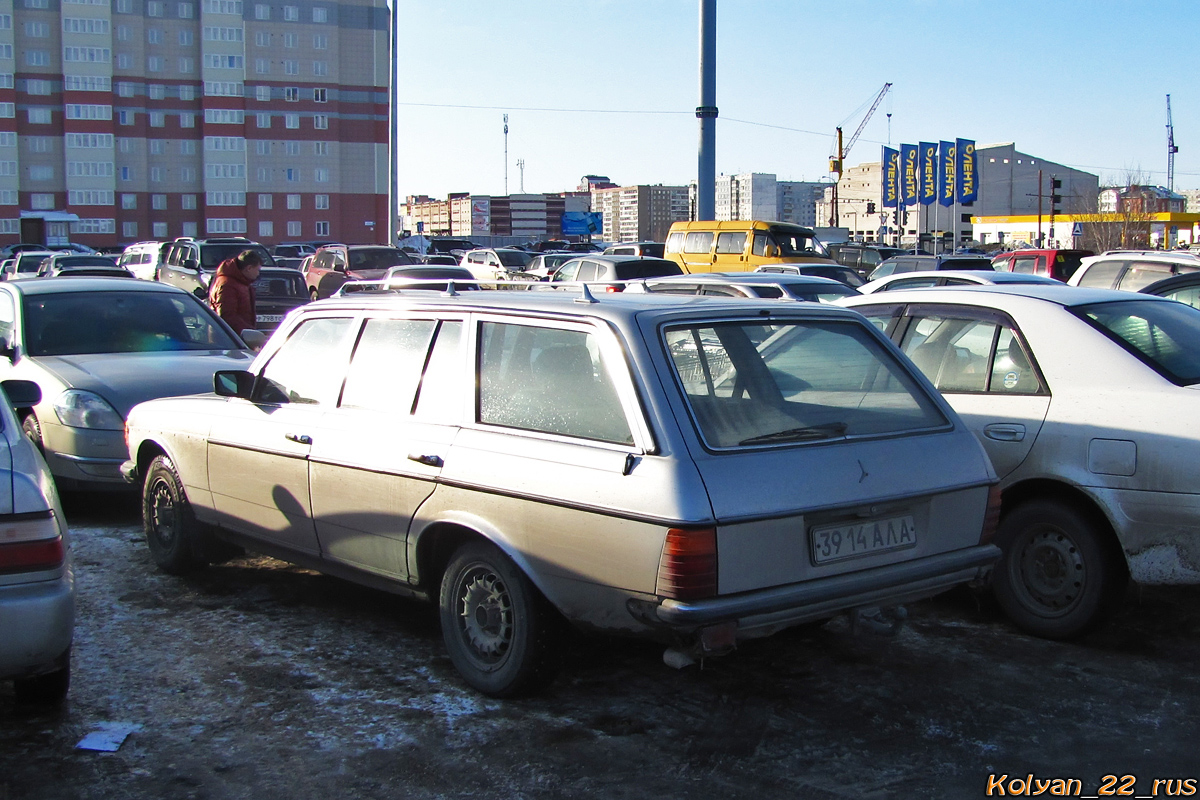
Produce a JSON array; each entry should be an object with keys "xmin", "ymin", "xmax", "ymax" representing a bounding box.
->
[{"xmin": 1167, "ymin": 95, "xmax": 1178, "ymax": 192}]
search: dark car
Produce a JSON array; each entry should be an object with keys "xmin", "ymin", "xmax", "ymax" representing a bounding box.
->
[
  {"xmin": 549, "ymin": 255, "xmax": 683, "ymax": 291},
  {"xmin": 305, "ymin": 245, "xmax": 417, "ymax": 299},
  {"xmin": 157, "ymin": 237, "xmax": 277, "ymax": 298},
  {"xmin": 252, "ymin": 267, "xmax": 310, "ymax": 330},
  {"xmin": 867, "ymin": 254, "xmax": 994, "ymax": 281},
  {"xmin": 36, "ymin": 254, "xmax": 131, "ymax": 278},
  {"xmin": 827, "ymin": 243, "xmax": 903, "ymax": 277},
  {"xmin": 754, "ymin": 263, "xmax": 866, "ymax": 288},
  {"xmin": 421, "ymin": 254, "xmax": 461, "ymax": 266},
  {"xmin": 1138, "ymin": 272, "xmax": 1200, "ymax": 309}
]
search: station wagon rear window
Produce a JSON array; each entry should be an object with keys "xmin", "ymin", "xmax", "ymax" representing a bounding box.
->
[{"xmin": 664, "ymin": 319, "xmax": 948, "ymax": 449}]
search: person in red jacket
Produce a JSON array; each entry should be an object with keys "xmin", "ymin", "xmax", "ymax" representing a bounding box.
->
[{"xmin": 209, "ymin": 250, "xmax": 262, "ymax": 334}]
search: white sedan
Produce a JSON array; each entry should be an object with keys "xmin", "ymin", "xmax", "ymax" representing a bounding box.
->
[
  {"xmin": 859, "ymin": 270, "xmax": 1061, "ymax": 294},
  {"xmin": 843, "ymin": 285, "xmax": 1200, "ymax": 639}
]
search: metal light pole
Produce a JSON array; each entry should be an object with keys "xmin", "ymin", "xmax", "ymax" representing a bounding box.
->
[
  {"xmin": 503, "ymin": 114, "xmax": 509, "ymax": 196},
  {"xmin": 388, "ymin": 0, "xmax": 398, "ymax": 244},
  {"xmin": 695, "ymin": 0, "xmax": 717, "ymax": 221}
]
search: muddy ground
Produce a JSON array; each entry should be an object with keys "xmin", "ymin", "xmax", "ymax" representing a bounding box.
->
[{"xmin": 2, "ymin": 493, "xmax": 1199, "ymax": 800}]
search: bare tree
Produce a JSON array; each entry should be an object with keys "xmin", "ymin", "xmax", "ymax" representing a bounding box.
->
[{"xmin": 1073, "ymin": 168, "xmax": 1154, "ymax": 252}]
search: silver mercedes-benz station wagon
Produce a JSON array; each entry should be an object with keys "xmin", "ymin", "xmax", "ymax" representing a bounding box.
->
[{"xmin": 122, "ymin": 287, "xmax": 999, "ymax": 696}]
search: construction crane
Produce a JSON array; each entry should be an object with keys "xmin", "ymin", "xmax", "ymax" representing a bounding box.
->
[
  {"xmin": 828, "ymin": 82, "xmax": 892, "ymax": 227},
  {"xmin": 1167, "ymin": 94, "xmax": 1179, "ymax": 192}
]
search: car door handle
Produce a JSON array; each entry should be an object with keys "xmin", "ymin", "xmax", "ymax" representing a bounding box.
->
[
  {"xmin": 285, "ymin": 433, "xmax": 312, "ymax": 445},
  {"xmin": 408, "ymin": 453, "xmax": 443, "ymax": 468},
  {"xmin": 983, "ymin": 423, "xmax": 1025, "ymax": 442}
]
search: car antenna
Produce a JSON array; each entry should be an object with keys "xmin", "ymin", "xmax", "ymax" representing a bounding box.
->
[
  {"xmin": 575, "ymin": 283, "xmax": 599, "ymax": 304},
  {"xmin": 443, "ymin": 280, "xmax": 459, "ymax": 297}
]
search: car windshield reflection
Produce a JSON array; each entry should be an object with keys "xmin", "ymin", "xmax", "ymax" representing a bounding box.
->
[{"xmin": 23, "ymin": 291, "xmax": 240, "ymax": 356}]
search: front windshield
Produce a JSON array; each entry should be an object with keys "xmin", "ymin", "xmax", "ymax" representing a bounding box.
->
[
  {"xmin": 23, "ymin": 291, "xmax": 241, "ymax": 355},
  {"xmin": 664, "ymin": 319, "xmax": 947, "ymax": 449},
  {"xmin": 1074, "ymin": 299, "xmax": 1200, "ymax": 385},
  {"xmin": 200, "ymin": 244, "xmax": 276, "ymax": 271},
  {"xmin": 56, "ymin": 256, "xmax": 118, "ymax": 268},
  {"xmin": 348, "ymin": 248, "xmax": 413, "ymax": 271},
  {"xmin": 769, "ymin": 227, "xmax": 829, "ymax": 258}
]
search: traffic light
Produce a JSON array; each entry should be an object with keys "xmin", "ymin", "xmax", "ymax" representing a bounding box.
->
[
  {"xmin": 867, "ymin": 202, "xmax": 876, "ymax": 215},
  {"xmin": 1051, "ymin": 178, "xmax": 1062, "ymax": 216},
  {"xmin": 891, "ymin": 210, "xmax": 898, "ymax": 225}
]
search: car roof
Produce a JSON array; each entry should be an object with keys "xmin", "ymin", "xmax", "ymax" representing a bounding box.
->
[
  {"xmin": 872, "ymin": 270, "xmax": 1059, "ymax": 284},
  {"xmin": 843, "ymin": 283, "xmax": 1177, "ymax": 310},
  {"xmin": 1138, "ymin": 272, "xmax": 1200, "ymax": 296},
  {"xmin": 1, "ymin": 276, "xmax": 188, "ymax": 296},
  {"xmin": 563, "ymin": 254, "xmax": 671, "ymax": 264},
  {"xmin": 656, "ymin": 272, "xmax": 845, "ymax": 286}
]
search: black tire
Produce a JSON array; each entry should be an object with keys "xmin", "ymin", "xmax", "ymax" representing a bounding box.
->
[
  {"xmin": 14, "ymin": 650, "xmax": 70, "ymax": 705},
  {"xmin": 309, "ymin": 287, "xmax": 319, "ymax": 302},
  {"xmin": 439, "ymin": 541, "xmax": 560, "ymax": 697},
  {"xmin": 992, "ymin": 499, "xmax": 1127, "ymax": 640},
  {"xmin": 142, "ymin": 455, "xmax": 205, "ymax": 575},
  {"xmin": 21, "ymin": 412, "xmax": 43, "ymax": 454}
]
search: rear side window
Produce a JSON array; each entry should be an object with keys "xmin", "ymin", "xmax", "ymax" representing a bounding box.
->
[
  {"xmin": 1075, "ymin": 299, "xmax": 1200, "ymax": 385},
  {"xmin": 715, "ymin": 232, "xmax": 746, "ymax": 255},
  {"xmin": 684, "ymin": 232, "xmax": 713, "ymax": 254},
  {"xmin": 1117, "ymin": 260, "xmax": 1194, "ymax": 292},
  {"xmin": 752, "ymin": 232, "xmax": 770, "ymax": 257},
  {"xmin": 899, "ymin": 313, "xmax": 1044, "ymax": 395},
  {"xmin": 478, "ymin": 322, "xmax": 633, "ymax": 444},
  {"xmin": 665, "ymin": 232, "xmax": 685, "ymax": 254},
  {"xmin": 664, "ymin": 320, "xmax": 947, "ymax": 449}
]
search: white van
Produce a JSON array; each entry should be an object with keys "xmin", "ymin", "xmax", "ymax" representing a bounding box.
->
[{"xmin": 118, "ymin": 241, "xmax": 168, "ymax": 281}]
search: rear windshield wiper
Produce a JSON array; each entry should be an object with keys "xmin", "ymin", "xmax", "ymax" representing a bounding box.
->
[{"xmin": 739, "ymin": 422, "xmax": 848, "ymax": 446}]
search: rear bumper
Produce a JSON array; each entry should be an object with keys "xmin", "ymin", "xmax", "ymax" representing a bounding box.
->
[
  {"xmin": 0, "ymin": 571, "xmax": 75, "ymax": 679},
  {"xmin": 652, "ymin": 544, "xmax": 999, "ymax": 627}
]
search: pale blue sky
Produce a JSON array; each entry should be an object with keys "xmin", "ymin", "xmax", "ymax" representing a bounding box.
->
[{"xmin": 395, "ymin": 0, "xmax": 1199, "ymax": 199}]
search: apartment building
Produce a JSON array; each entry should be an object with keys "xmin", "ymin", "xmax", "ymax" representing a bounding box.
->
[
  {"xmin": 0, "ymin": 0, "xmax": 389, "ymax": 248},
  {"xmin": 687, "ymin": 173, "xmax": 825, "ymax": 228},
  {"xmin": 400, "ymin": 192, "xmax": 590, "ymax": 241},
  {"xmin": 590, "ymin": 184, "xmax": 688, "ymax": 243}
]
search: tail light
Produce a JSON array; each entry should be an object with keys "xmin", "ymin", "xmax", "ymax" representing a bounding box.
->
[
  {"xmin": 979, "ymin": 485, "xmax": 1002, "ymax": 545},
  {"xmin": 0, "ymin": 511, "xmax": 64, "ymax": 574},
  {"xmin": 605, "ymin": 285, "xmax": 624, "ymax": 293},
  {"xmin": 657, "ymin": 527, "xmax": 717, "ymax": 600}
]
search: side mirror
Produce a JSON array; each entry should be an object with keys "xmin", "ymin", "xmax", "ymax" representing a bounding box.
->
[
  {"xmin": 193, "ymin": 286, "xmax": 207, "ymax": 299},
  {"xmin": 333, "ymin": 261, "xmax": 346, "ymax": 273},
  {"xmin": 1, "ymin": 379, "xmax": 41, "ymax": 408},
  {"xmin": 183, "ymin": 258, "xmax": 199, "ymax": 271},
  {"xmin": 240, "ymin": 329, "xmax": 267, "ymax": 351},
  {"xmin": 214, "ymin": 370, "xmax": 255, "ymax": 398}
]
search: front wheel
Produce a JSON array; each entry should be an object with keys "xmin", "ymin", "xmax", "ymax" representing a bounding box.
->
[
  {"xmin": 992, "ymin": 499, "xmax": 1127, "ymax": 639},
  {"xmin": 21, "ymin": 413, "xmax": 43, "ymax": 453},
  {"xmin": 439, "ymin": 541, "xmax": 560, "ymax": 697},
  {"xmin": 143, "ymin": 455, "xmax": 205, "ymax": 575}
]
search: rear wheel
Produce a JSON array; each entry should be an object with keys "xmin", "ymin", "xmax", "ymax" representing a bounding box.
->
[
  {"xmin": 439, "ymin": 541, "xmax": 560, "ymax": 697},
  {"xmin": 992, "ymin": 499, "xmax": 1127, "ymax": 639},
  {"xmin": 309, "ymin": 287, "xmax": 319, "ymax": 301},
  {"xmin": 14, "ymin": 650, "xmax": 70, "ymax": 705},
  {"xmin": 142, "ymin": 455, "xmax": 205, "ymax": 575}
]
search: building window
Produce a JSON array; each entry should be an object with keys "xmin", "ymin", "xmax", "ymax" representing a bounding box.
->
[
  {"xmin": 123, "ymin": 222, "xmax": 138, "ymax": 238},
  {"xmin": 312, "ymin": 61, "xmax": 327, "ymax": 77},
  {"xmin": 179, "ymin": 3, "xmax": 195, "ymax": 18},
  {"xmin": 255, "ymin": 3, "xmax": 269, "ymax": 18},
  {"xmin": 258, "ymin": 194, "xmax": 272, "ymax": 209},
  {"xmin": 31, "ymin": 193, "xmax": 55, "ymax": 210},
  {"xmin": 256, "ymin": 85, "xmax": 270, "ymax": 101},
  {"xmin": 180, "ymin": 85, "xmax": 195, "ymax": 101},
  {"xmin": 24, "ymin": 79, "xmax": 51, "ymax": 96},
  {"xmin": 147, "ymin": 28, "xmax": 161, "ymax": 44},
  {"xmin": 313, "ymin": 34, "xmax": 327, "ymax": 49},
  {"xmin": 255, "ymin": 58, "xmax": 269, "ymax": 74},
  {"xmin": 118, "ymin": 138, "xmax": 134, "ymax": 154},
  {"xmin": 285, "ymin": 168, "xmax": 298, "ymax": 182},
  {"xmin": 312, "ymin": 6, "xmax": 326, "ymax": 22},
  {"xmin": 153, "ymin": 222, "xmax": 168, "ymax": 238},
  {"xmin": 314, "ymin": 168, "xmax": 328, "ymax": 183},
  {"xmin": 68, "ymin": 191, "xmax": 116, "ymax": 207},
  {"xmin": 120, "ymin": 166, "xmax": 133, "ymax": 181},
  {"xmin": 115, "ymin": 0, "xmax": 131, "ymax": 10},
  {"xmin": 179, "ymin": 57, "xmax": 194, "ymax": 73},
  {"xmin": 26, "ymin": 136, "xmax": 51, "ymax": 152},
  {"xmin": 66, "ymin": 104, "xmax": 114, "ymax": 120},
  {"xmin": 255, "ymin": 31, "xmax": 270, "ymax": 47},
  {"xmin": 118, "ymin": 110, "xmax": 133, "ymax": 125},
  {"xmin": 150, "ymin": 166, "xmax": 163, "ymax": 182},
  {"xmin": 117, "ymin": 82, "xmax": 135, "ymax": 98},
  {"xmin": 182, "ymin": 194, "xmax": 197, "ymax": 210},
  {"xmin": 285, "ymin": 113, "xmax": 299, "ymax": 129},
  {"xmin": 206, "ymin": 218, "xmax": 247, "ymax": 235},
  {"xmin": 0, "ymin": 103, "xmax": 12, "ymax": 119},
  {"xmin": 147, "ymin": 56, "xmax": 164, "ymax": 71},
  {"xmin": 152, "ymin": 194, "xmax": 167, "ymax": 210},
  {"xmin": 255, "ymin": 140, "xmax": 271, "ymax": 155},
  {"xmin": 284, "ymin": 141, "xmax": 299, "ymax": 156},
  {"xmin": 149, "ymin": 111, "xmax": 165, "ymax": 127},
  {"xmin": 313, "ymin": 88, "xmax": 326, "ymax": 103},
  {"xmin": 284, "ymin": 60, "xmax": 298, "ymax": 75},
  {"xmin": 29, "ymin": 166, "xmax": 54, "ymax": 180},
  {"xmin": 313, "ymin": 114, "xmax": 328, "ymax": 130},
  {"xmin": 28, "ymin": 108, "xmax": 52, "ymax": 124},
  {"xmin": 257, "ymin": 113, "xmax": 271, "ymax": 128},
  {"xmin": 182, "ymin": 221, "xmax": 197, "ymax": 237},
  {"xmin": 287, "ymin": 194, "xmax": 301, "ymax": 210},
  {"xmin": 180, "ymin": 140, "xmax": 196, "ymax": 155},
  {"xmin": 178, "ymin": 29, "xmax": 193, "ymax": 45},
  {"xmin": 147, "ymin": 1, "xmax": 164, "ymax": 16},
  {"xmin": 180, "ymin": 167, "xmax": 196, "ymax": 182},
  {"xmin": 259, "ymin": 220, "xmax": 273, "ymax": 237},
  {"xmin": 313, "ymin": 141, "xmax": 327, "ymax": 156},
  {"xmin": 284, "ymin": 87, "xmax": 299, "ymax": 102},
  {"xmin": 25, "ymin": 21, "xmax": 49, "ymax": 36},
  {"xmin": 26, "ymin": 51, "xmax": 50, "ymax": 67},
  {"xmin": 149, "ymin": 140, "xmax": 164, "ymax": 154},
  {"xmin": 256, "ymin": 167, "xmax": 270, "ymax": 182},
  {"xmin": 315, "ymin": 194, "xmax": 329, "ymax": 210},
  {"xmin": 287, "ymin": 221, "xmax": 301, "ymax": 236},
  {"xmin": 149, "ymin": 84, "xmax": 166, "ymax": 100},
  {"xmin": 283, "ymin": 33, "xmax": 296, "ymax": 47},
  {"xmin": 180, "ymin": 112, "xmax": 195, "ymax": 127},
  {"xmin": 315, "ymin": 221, "xmax": 329, "ymax": 237},
  {"xmin": 117, "ymin": 24, "xmax": 130, "ymax": 41},
  {"xmin": 283, "ymin": 5, "xmax": 298, "ymax": 20}
]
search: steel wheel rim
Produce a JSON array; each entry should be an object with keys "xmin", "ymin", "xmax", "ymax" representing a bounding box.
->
[
  {"xmin": 149, "ymin": 478, "xmax": 178, "ymax": 548},
  {"xmin": 456, "ymin": 565, "xmax": 513, "ymax": 666},
  {"xmin": 1011, "ymin": 524, "xmax": 1086, "ymax": 618}
]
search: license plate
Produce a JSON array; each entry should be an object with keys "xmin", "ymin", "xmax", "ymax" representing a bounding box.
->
[
  {"xmin": 810, "ymin": 515, "xmax": 917, "ymax": 565},
  {"xmin": 257, "ymin": 314, "xmax": 283, "ymax": 323}
]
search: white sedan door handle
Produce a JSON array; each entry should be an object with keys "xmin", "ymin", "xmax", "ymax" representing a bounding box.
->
[
  {"xmin": 285, "ymin": 433, "xmax": 312, "ymax": 445},
  {"xmin": 984, "ymin": 423, "xmax": 1025, "ymax": 442}
]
